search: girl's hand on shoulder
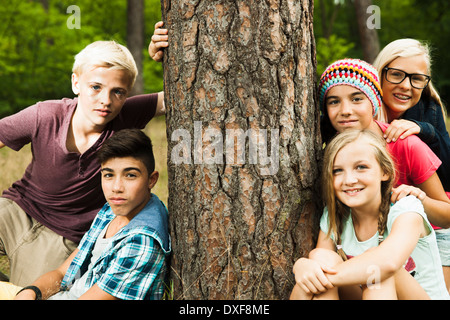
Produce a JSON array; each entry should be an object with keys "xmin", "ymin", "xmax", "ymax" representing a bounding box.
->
[
  {"xmin": 384, "ymin": 119, "xmax": 420, "ymax": 143},
  {"xmin": 391, "ymin": 184, "xmax": 426, "ymax": 203},
  {"xmin": 293, "ymin": 257, "xmax": 336, "ymax": 295}
]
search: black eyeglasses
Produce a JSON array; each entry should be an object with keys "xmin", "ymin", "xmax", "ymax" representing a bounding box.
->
[{"xmin": 383, "ymin": 67, "xmax": 431, "ymax": 89}]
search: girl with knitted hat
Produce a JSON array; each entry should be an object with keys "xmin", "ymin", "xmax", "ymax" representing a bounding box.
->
[{"xmin": 290, "ymin": 129, "xmax": 449, "ymax": 299}]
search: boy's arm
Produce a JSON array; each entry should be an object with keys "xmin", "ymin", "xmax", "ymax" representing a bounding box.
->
[
  {"xmin": 416, "ymin": 173, "xmax": 450, "ymax": 228},
  {"xmin": 0, "ymin": 141, "xmax": 4, "ymax": 149},
  {"xmin": 155, "ymin": 91, "xmax": 165, "ymax": 116},
  {"xmin": 391, "ymin": 180, "xmax": 450, "ymax": 228},
  {"xmin": 15, "ymin": 249, "xmax": 79, "ymax": 300},
  {"xmin": 149, "ymin": 21, "xmax": 168, "ymax": 117}
]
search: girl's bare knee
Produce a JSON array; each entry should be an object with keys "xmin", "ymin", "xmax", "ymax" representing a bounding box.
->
[
  {"xmin": 362, "ymin": 276, "xmax": 397, "ymax": 300},
  {"xmin": 309, "ymin": 248, "xmax": 343, "ymax": 266}
]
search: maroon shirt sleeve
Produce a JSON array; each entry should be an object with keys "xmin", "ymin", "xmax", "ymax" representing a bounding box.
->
[{"xmin": 0, "ymin": 103, "xmax": 39, "ymax": 151}]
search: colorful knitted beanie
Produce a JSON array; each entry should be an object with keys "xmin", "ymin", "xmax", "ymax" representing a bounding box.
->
[{"xmin": 318, "ymin": 59, "xmax": 383, "ymax": 117}]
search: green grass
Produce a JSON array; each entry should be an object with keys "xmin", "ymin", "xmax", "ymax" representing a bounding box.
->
[{"xmin": 144, "ymin": 116, "xmax": 169, "ymax": 205}]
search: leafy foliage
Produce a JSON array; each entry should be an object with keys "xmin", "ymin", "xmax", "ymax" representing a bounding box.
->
[
  {"xmin": 316, "ymin": 35, "xmax": 355, "ymax": 77},
  {"xmin": 0, "ymin": 0, "xmax": 163, "ymax": 117},
  {"xmin": 2, "ymin": 0, "xmax": 450, "ymax": 116}
]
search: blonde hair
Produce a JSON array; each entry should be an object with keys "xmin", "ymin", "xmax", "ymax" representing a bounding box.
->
[
  {"xmin": 322, "ymin": 130, "xmax": 396, "ymax": 257},
  {"xmin": 373, "ymin": 38, "xmax": 446, "ymax": 122},
  {"xmin": 72, "ymin": 40, "xmax": 138, "ymax": 88}
]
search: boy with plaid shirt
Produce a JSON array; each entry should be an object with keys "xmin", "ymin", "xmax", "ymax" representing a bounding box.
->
[{"xmin": 2, "ymin": 129, "xmax": 170, "ymax": 300}]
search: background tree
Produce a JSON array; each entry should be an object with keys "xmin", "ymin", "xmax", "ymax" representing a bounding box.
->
[
  {"xmin": 161, "ymin": 0, "xmax": 322, "ymax": 300},
  {"xmin": 353, "ymin": 0, "xmax": 380, "ymax": 63},
  {"xmin": 127, "ymin": 0, "xmax": 145, "ymax": 95}
]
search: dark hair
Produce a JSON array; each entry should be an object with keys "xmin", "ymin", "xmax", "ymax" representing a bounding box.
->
[
  {"xmin": 97, "ymin": 129, "xmax": 155, "ymax": 174},
  {"xmin": 320, "ymin": 113, "xmax": 337, "ymax": 144}
]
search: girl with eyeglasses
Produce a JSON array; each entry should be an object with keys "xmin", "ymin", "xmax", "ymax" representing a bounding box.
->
[
  {"xmin": 373, "ymin": 39, "xmax": 450, "ymax": 293},
  {"xmin": 373, "ymin": 39, "xmax": 450, "ymax": 191}
]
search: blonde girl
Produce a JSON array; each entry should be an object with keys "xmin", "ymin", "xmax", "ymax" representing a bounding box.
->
[
  {"xmin": 290, "ymin": 129, "xmax": 449, "ymax": 300},
  {"xmin": 373, "ymin": 40, "xmax": 450, "ymax": 291},
  {"xmin": 373, "ymin": 39, "xmax": 450, "ymax": 192}
]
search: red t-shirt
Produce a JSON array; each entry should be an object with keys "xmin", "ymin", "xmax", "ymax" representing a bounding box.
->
[
  {"xmin": 375, "ymin": 121, "xmax": 442, "ymax": 187},
  {"xmin": 0, "ymin": 94, "xmax": 158, "ymax": 242},
  {"xmin": 376, "ymin": 121, "xmax": 449, "ymax": 229}
]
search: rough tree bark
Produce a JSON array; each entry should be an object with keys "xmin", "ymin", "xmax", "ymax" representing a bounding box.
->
[{"xmin": 162, "ymin": 0, "xmax": 321, "ymax": 300}]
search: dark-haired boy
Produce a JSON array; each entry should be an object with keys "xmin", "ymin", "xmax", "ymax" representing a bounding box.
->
[{"xmin": 2, "ymin": 129, "xmax": 170, "ymax": 300}]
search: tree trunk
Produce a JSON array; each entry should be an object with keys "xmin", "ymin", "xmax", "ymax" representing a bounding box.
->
[
  {"xmin": 162, "ymin": 0, "xmax": 321, "ymax": 300},
  {"xmin": 127, "ymin": 0, "xmax": 145, "ymax": 95},
  {"xmin": 353, "ymin": 0, "xmax": 380, "ymax": 64},
  {"xmin": 39, "ymin": 0, "xmax": 49, "ymax": 11}
]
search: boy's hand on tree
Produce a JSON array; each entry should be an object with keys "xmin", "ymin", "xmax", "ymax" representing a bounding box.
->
[{"xmin": 149, "ymin": 21, "xmax": 169, "ymax": 62}]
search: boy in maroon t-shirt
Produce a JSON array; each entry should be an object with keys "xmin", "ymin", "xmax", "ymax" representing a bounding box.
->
[{"xmin": 0, "ymin": 40, "xmax": 165, "ymax": 286}]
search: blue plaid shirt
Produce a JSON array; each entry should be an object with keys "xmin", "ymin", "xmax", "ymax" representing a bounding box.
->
[{"xmin": 60, "ymin": 194, "xmax": 171, "ymax": 300}]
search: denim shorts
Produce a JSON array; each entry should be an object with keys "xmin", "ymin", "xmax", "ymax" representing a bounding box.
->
[{"xmin": 435, "ymin": 228, "xmax": 450, "ymax": 266}]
